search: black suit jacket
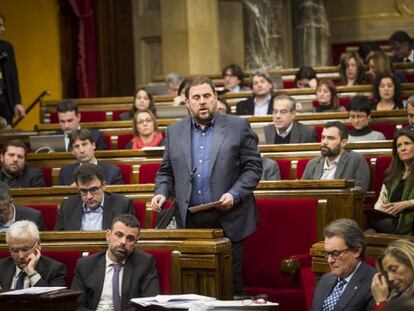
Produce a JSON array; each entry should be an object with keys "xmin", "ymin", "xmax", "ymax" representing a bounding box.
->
[
  {"xmin": 0, "ymin": 255, "xmax": 67, "ymax": 289},
  {"xmin": 263, "ymin": 121, "xmax": 317, "ymax": 144},
  {"xmin": 15, "ymin": 205, "xmax": 46, "ymax": 231},
  {"xmin": 0, "ymin": 40, "xmax": 21, "ymax": 122},
  {"xmin": 311, "ymin": 262, "xmax": 376, "ymax": 311},
  {"xmin": 236, "ymin": 96, "xmax": 274, "ymax": 115},
  {"xmin": 0, "ymin": 165, "xmax": 46, "ymax": 188},
  {"xmin": 58, "ymin": 162, "xmax": 123, "ymax": 185},
  {"xmin": 55, "ymin": 192, "xmax": 135, "ymax": 230},
  {"xmin": 71, "ymin": 250, "xmax": 159, "ymax": 311}
]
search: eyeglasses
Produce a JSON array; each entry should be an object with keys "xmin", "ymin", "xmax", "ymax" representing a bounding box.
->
[
  {"xmin": 238, "ymin": 295, "xmax": 268, "ymax": 305},
  {"xmin": 273, "ymin": 109, "xmax": 291, "ymax": 115},
  {"xmin": 137, "ymin": 118, "xmax": 153, "ymax": 125},
  {"xmin": 348, "ymin": 115, "xmax": 367, "ymax": 120},
  {"xmin": 79, "ymin": 184, "xmax": 103, "ymax": 196},
  {"xmin": 9, "ymin": 240, "xmax": 38, "ymax": 254},
  {"xmin": 323, "ymin": 248, "xmax": 350, "ymax": 260}
]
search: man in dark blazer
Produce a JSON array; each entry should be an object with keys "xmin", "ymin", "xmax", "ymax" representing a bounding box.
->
[
  {"xmin": 236, "ymin": 71, "xmax": 274, "ymax": 116},
  {"xmin": 264, "ymin": 95, "xmax": 317, "ymax": 144},
  {"xmin": 0, "ymin": 181, "xmax": 46, "ymax": 232},
  {"xmin": 311, "ymin": 218, "xmax": 375, "ymax": 311},
  {"xmin": 302, "ymin": 121, "xmax": 370, "ymax": 192},
  {"xmin": 0, "ymin": 220, "xmax": 66, "ymax": 289},
  {"xmin": 151, "ymin": 76, "xmax": 262, "ymax": 295},
  {"xmin": 72, "ymin": 214, "xmax": 159, "ymax": 310},
  {"xmin": 55, "ymin": 163, "xmax": 134, "ymax": 231},
  {"xmin": 0, "ymin": 14, "xmax": 25, "ymax": 124},
  {"xmin": 58, "ymin": 129, "xmax": 123, "ymax": 186},
  {"xmin": 56, "ymin": 100, "xmax": 107, "ymax": 151},
  {"xmin": 0, "ymin": 139, "xmax": 46, "ymax": 188}
]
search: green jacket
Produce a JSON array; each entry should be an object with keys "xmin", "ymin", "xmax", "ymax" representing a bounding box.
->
[{"xmin": 387, "ymin": 177, "xmax": 414, "ymax": 234}]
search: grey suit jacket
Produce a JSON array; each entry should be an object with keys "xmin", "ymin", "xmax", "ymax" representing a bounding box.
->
[
  {"xmin": 261, "ymin": 158, "xmax": 280, "ymax": 181},
  {"xmin": 15, "ymin": 205, "xmax": 46, "ymax": 231},
  {"xmin": 264, "ymin": 121, "xmax": 317, "ymax": 144},
  {"xmin": 57, "ymin": 162, "xmax": 123, "ymax": 185},
  {"xmin": 301, "ymin": 150, "xmax": 370, "ymax": 192},
  {"xmin": 0, "ymin": 255, "xmax": 67, "ymax": 289},
  {"xmin": 155, "ymin": 113, "xmax": 262, "ymax": 242},
  {"xmin": 311, "ymin": 262, "xmax": 376, "ymax": 311},
  {"xmin": 54, "ymin": 192, "xmax": 135, "ymax": 230},
  {"xmin": 71, "ymin": 250, "xmax": 159, "ymax": 311}
]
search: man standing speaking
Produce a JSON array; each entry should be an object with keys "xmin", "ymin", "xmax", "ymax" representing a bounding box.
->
[{"xmin": 151, "ymin": 76, "xmax": 262, "ymax": 296}]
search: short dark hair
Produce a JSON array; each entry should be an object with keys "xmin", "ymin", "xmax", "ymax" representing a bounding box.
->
[
  {"xmin": 74, "ymin": 163, "xmax": 104, "ymax": 184},
  {"xmin": 222, "ymin": 64, "xmax": 244, "ymax": 86},
  {"xmin": 348, "ymin": 95, "xmax": 372, "ymax": 116},
  {"xmin": 324, "ymin": 121, "xmax": 348, "ymax": 140},
  {"xmin": 324, "ymin": 218, "xmax": 366, "ymax": 260},
  {"xmin": 389, "ymin": 30, "xmax": 412, "ymax": 45},
  {"xmin": 372, "ymin": 73, "xmax": 403, "ymax": 109},
  {"xmin": 0, "ymin": 181, "xmax": 11, "ymax": 204},
  {"xmin": 57, "ymin": 100, "xmax": 79, "ymax": 114},
  {"xmin": 3, "ymin": 139, "xmax": 27, "ymax": 156},
  {"xmin": 250, "ymin": 70, "xmax": 273, "ymax": 90},
  {"xmin": 69, "ymin": 128, "xmax": 95, "ymax": 147},
  {"xmin": 357, "ymin": 41, "xmax": 380, "ymax": 61},
  {"xmin": 184, "ymin": 76, "xmax": 216, "ymax": 98},
  {"xmin": 294, "ymin": 66, "xmax": 317, "ymax": 84},
  {"xmin": 111, "ymin": 214, "xmax": 141, "ymax": 231},
  {"xmin": 217, "ymin": 97, "xmax": 231, "ymax": 114}
]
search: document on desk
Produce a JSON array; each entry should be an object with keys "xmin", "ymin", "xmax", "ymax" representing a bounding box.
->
[
  {"xmin": 131, "ymin": 294, "xmax": 216, "ymax": 309},
  {"xmin": 0, "ymin": 287, "xmax": 66, "ymax": 296},
  {"xmin": 204, "ymin": 300, "xmax": 279, "ymax": 309}
]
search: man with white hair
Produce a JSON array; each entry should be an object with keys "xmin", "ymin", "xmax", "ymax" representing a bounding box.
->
[{"xmin": 0, "ymin": 220, "xmax": 66, "ymax": 289}]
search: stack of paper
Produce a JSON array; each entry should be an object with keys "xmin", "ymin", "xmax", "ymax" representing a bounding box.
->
[
  {"xmin": 131, "ymin": 294, "xmax": 216, "ymax": 309},
  {"xmin": 0, "ymin": 287, "xmax": 66, "ymax": 296}
]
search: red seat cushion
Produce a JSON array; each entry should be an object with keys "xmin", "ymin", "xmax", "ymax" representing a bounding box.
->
[
  {"xmin": 296, "ymin": 159, "xmax": 310, "ymax": 179},
  {"xmin": 116, "ymin": 163, "xmax": 132, "ymax": 184},
  {"xmin": 42, "ymin": 250, "xmax": 83, "ymax": 287},
  {"xmin": 41, "ymin": 167, "xmax": 52, "ymax": 187},
  {"xmin": 27, "ymin": 205, "xmax": 58, "ymax": 231},
  {"xmin": 145, "ymin": 249, "xmax": 171, "ymax": 294},
  {"xmin": 374, "ymin": 156, "xmax": 392, "ymax": 195},
  {"xmin": 275, "ymin": 159, "xmax": 292, "ymax": 180},
  {"xmin": 50, "ymin": 111, "xmax": 107, "ymax": 123},
  {"xmin": 133, "ymin": 201, "xmax": 148, "ymax": 228},
  {"xmin": 371, "ymin": 123, "xmax": 396, "ymax": 140},
  {"xmin": 283, "ymin": 80, "xmax": 296, "ymax": 89},
  {"xmin": 117, "ymin": 134, "xmax": 134, "ymax": 149},
  {"xmin": 139, "ymin": 163, "xmax": 161, "ymax": 184}
]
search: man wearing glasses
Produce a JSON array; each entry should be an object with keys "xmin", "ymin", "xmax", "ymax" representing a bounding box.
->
[
  {"xmin": 0, "ymin": 220, "xmax": 66, "ymax": 289},
  {"xmin": 264, "ymin": 95, "xmax": 317, "ymax": 144},
  {"xmin": 311, "ymin": 218, "xmax": 375, "ymax": 311},
  {"xmin": 0, "ymin": 181, "xmax": 45, "ymax": 232},
  {"xmin": 55, "ymin": 163, "xmax": 134, "ymax": 231}
]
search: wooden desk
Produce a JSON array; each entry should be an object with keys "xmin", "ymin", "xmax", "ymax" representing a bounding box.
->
[{"xmin": 0, "ymin": 288, "xmax": 80, "ymax": 311}]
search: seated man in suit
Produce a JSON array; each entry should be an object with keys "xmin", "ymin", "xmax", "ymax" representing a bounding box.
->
[
  {"xmin": 302, "ymin": 121, "xmax": 370, "ymax": 192},
  {"xmin": 389, "ymin": 30, "xmax": 414, "ymax": 63},
  {"xmin": 311, "ymin": 218, "xmax": 375, "ymax": 311},
  {"xmin": 264, "ymin": 95, "xmax": 317, "ymax": 144},
  {"xmin": 404, "ymin": 95, "xmax": 414, "ymax": 131},
  {"xmin": 0, "ymin": 139, "xmax": 46, "ymax": 188},
  {"xmin": 236, "ymin": 70, "xmax": 274, "ymax": 116},
  {"xmin": 55, "ymin": 163, "xmax": 135, "ymax": 231},
  {"xmin": 58, "ymin": 129, "xmax": 123, "ymax": 186},
  {"xmin": 220, "ymin": 64, "xmax": 250, "ymax": 94},
  {"xmin": 0, "ymin": 220, "xmax": 66, "ymax": 289},
  {"xmin": 0, "ymin": 181, "xmax": 46, "ymax": 231},
  {"xmin": 56, "ymin": 100, "xmax": 107, "ymax": 151},
  {"xmin": 72, "ymin": 214, "xmax": 159, "ymax": 310}
]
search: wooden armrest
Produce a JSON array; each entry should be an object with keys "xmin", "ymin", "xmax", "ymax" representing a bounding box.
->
[{"xmin": 280, "ymin": 257, "xmax": 301, "ymax": 276}]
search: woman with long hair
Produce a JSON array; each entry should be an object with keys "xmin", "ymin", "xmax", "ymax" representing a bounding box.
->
[
  {"xmin": 314, "ymin": 79, "xmax": 346, "ymax": 112},
  {"xmin": 127, "ymin": 109, "xmax": 163, "ymax": 150},
  {"xmin": 372, "ymin": 73, "xmax": 403, "ymax": 110},
  {"xmin": 120, "ymin": 87, "xmax": 157, "ymax": 120},
  {"xmin": 339, "ymin": 52, "xmax": 366, "ymax": 86}
]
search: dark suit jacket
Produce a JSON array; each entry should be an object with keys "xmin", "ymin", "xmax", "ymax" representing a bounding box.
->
[
  {"xmin": 301, "ymin": 150, "xmax": 370, "ymax": 192},
  {"xmin": 0, "ymin": 40, "xmax": 21, "ymax": 122},
  {"xmin": 15, "ymin": 205, "xmax": 46, "ymax": 231},
  {"xmin": 311, "ymin": 262, "xmax": 376, "ymax": 311},
  {"xmin": 236, "ymin": 96, "xmax": 274, "ymax": 115},
  {"xmin": 58, "ymin": 162, "xmax": 123, "ymax": 185},
  {"xmin": 0, "ymin": 255, "xmax": 67, "ymax": 289},
  {"xmin": 57, "ymin": 128, "xmax": 107, "ymax": 151},
  {"xmin": 264, "ymin": 121, "xmax": 317, "ymax": 144},
  {"xmin": 71, "ymin": 250, "xmax": 159, "ymax": 311},
  {"xmin": 55, "ymin": 192, "xmax": 135, "ymax": 230},
  {"xmin": 155, "ymin": 113, "xmax": 262, "ymax": 242},
  {"xmin": 0, "ymin": 165, "xmax": 46, "ymax": 188}
]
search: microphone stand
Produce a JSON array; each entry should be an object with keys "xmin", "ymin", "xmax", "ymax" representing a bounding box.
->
[{"xmin": 155, "ymin": 167, "xmax": 197, "ymax": 229}]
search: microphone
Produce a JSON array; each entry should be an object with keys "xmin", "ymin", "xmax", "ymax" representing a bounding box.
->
[{"xmin": 155, "ymin": 166, "xmax": 197, "ymax": 229}]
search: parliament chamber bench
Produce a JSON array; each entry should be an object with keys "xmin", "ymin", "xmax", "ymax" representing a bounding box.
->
[{"xmin": 39, "ymin": 83, "xmax": 414, "ymax": 122}]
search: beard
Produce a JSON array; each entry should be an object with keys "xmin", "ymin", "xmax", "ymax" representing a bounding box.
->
[
  {"xmin": 110, "ymin": 246, "xmax": 131, "ymax": 262},
  {"xmin": 321, "ymin": 145, "xmax": 341, "ymax": 157}
]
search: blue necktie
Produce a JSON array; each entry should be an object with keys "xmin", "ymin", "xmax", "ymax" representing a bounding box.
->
[
  {"xmin": 15, "ymin": 271, "xmax": 26, "ymax": 289},
  {"xmin": 322, "ymin": 279, "xmax": 347, "ymax": 311},
  {"xmin": 112, "ymin": 263, "xmax": 123, "ymax": 311}
]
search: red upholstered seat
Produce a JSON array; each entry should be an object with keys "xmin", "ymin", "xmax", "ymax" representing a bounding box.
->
[
  {"xmin": 117, "ymin": 133, "xmax": 134, "ymax": 149},
  {"xmin": 133, "ymin": 200, "xmax": 148, "ymax": 228},
  {"xmin": 112, "ymin": 110, "xmax": 130, "ymax": 121},
  {"xmin": 296, "ymin": 159, "xmax": 310, "ymax": 179},
  {"xmin": 338, "ymin": 97, "xmax": 351, "ymax": 110},
  {"xmin": 275, "ymin": 159, "xmax": 292, "ymax": 180},
  {"xmin": 42, "ymin": 250, "xmax": 83, "ymax": 287},
  {"xmin": 41, "ymin": 167, "xmax": 52, "ymax": 187},
  {"xmin": 282, "ymin": 80, "xmax": 296, "ymax": 89},
  {"xmin": 315, "ymin": 125, "xmax": 323, "ymax": 142},
  {"xmin": 116, "ymin": 163, "xmax": 132, "ymax": 184},
  {"xmin": 371, "ymin": 123, "xmax": 396, "ymax": 140},
  {"xmin": 406, "ymin": 73, "xmax": 414, "ymax": 83},
  {"xmin": 139, "ymin": 162, "xmax": 161, "ymax": 184},
  {"xmin": 373, "ymin": 156, "xmax": 392, "ymax": 196},
  {"xmin": 145, "ymin": 249, "xmax": 171, "ymax": 294},
  {"xmin": 27, "ymin": 204, "xmax": 58, "ymax": 231},
  {"xmin": 103, "ymin": 134, "xmax": 112, "ymax": 150},
  {"xmin": 243, "ymin": 198, "xmax": 318, "ymax": 311},
  {"xmin": 50, "ymin": 111, "xmax": 107, "ymax": 123}
]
